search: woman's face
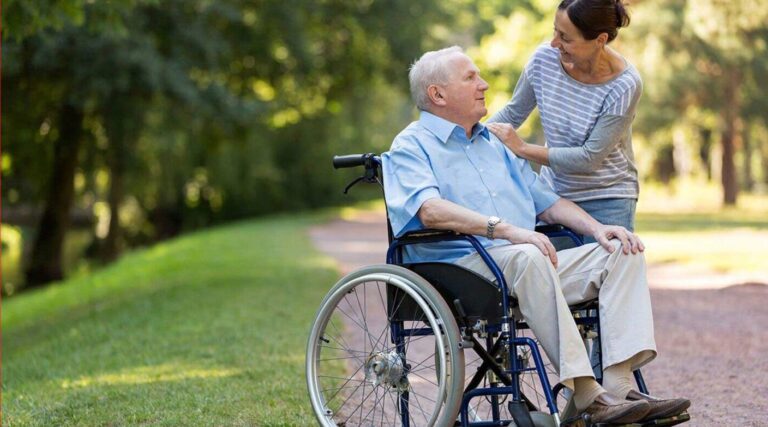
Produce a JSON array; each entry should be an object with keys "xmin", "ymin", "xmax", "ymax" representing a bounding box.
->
[{"xmin": 550, "ymin": 9, "xmax": 600, "ymax": 66}]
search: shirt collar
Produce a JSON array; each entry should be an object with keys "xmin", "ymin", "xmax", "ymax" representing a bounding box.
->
[{"xmin": 419, "ymin": 110, "xmax": 489, "ymax": 144}]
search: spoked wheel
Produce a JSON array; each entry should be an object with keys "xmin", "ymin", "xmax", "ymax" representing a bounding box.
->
[{"xmin": 307, "ymin": 265, "xmax": 464, "ymax": 426}]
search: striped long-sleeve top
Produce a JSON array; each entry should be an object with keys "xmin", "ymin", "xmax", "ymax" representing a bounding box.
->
[{"xmin": 488, "ymin": 44, "xmax": 642, "ymax": 202}]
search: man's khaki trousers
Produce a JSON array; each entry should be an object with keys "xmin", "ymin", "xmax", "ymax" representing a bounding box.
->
[{"xmin": 456, "ymin": 240, "xmax": 657, "ymax": 389}]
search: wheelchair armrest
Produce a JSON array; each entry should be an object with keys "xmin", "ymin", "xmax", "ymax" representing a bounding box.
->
[
  {"xmin": 398, "ymin": 228, "xmax": 462, "ymax": 242},
  {"xmin": 534, "ymin": 224, "xmax": 567, "ymax": 234},
  {"xmin": 388, "ymin": 229, "xmax": 482, "ymax": 265},
  {"xmin": 535, "ymin": 224, "xmax": 584, "ymax": 247}
]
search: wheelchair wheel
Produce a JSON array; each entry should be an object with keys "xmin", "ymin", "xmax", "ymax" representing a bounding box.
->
[{"xmin": 306, "ymin": 264, "xmax": 465, "ymax": 426}]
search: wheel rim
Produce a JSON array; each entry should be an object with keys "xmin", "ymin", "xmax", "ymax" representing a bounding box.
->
[{"xmin": 307, "ymin": 273, "xmax": 450, "ymax": 426}]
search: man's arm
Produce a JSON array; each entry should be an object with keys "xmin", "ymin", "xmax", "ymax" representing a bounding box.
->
[
  {"xmin": 538, "ymin": 198, "xmax": 644, "ymax": 255},
  {"xmin": 419, "ymin": 198, "xmax": 560, "ymax": 267}
]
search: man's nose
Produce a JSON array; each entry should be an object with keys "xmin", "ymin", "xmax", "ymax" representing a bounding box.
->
[{"xmin": 479, "ymin": 78, "xmax": 489, "ymax": 91}]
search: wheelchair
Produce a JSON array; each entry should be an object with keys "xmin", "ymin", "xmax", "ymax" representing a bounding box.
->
[{"xmin": 306, "ymin": 153, "xmax": 690, "ymax": 427}]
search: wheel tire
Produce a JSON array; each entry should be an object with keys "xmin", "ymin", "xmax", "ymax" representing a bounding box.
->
[{"xmin": 306, "ymin": 264, "xmax": 465, "ymax": 426}]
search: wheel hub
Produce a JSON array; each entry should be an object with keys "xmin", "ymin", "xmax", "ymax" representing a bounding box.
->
[{"xmin": 365, "ymin": 351, "xmax": 407, "ymax": 391}]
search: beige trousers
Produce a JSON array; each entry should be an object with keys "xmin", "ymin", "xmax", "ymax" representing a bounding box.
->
[{"xmin": 456, "ymin": 240, "xmax": 657, "ymax": 389}]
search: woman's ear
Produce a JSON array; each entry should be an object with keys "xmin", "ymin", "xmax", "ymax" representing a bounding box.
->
[
  {"xmin": 596, "ymin": 32, "xmax": 609, "ymax": 47},
  {"xmin": 427, "ymin": 84, "xmax": 446, "ymax": 106}
]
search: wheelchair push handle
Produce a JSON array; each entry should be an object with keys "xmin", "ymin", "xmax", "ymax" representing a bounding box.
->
[
  {"xmin": 333, "ymin": 153, "xmax": 382, "ymax": 194},
  {"xmin": 333, "ymin": 153, "xmax": 377, "ymax": 169}
]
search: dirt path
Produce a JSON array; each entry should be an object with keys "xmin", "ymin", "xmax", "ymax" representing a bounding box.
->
[{"xmin": 308, "ymin": 211, "xmax": 768, "ymax": 426}]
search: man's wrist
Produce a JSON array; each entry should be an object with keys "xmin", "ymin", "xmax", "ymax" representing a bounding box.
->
[{"xmin": 486, "ymin": 216, "xmax": 502, "ymax": 239}]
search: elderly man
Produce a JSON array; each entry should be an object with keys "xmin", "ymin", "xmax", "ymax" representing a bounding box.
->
[{"xmin": 382, "ymin": 46, "xmax": 689, "ymax": 424}]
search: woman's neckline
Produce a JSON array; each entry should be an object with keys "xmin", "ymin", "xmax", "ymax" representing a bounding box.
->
[{"xmin": 556, "ymin": 48, "xmax": 630, "ymax": 87}]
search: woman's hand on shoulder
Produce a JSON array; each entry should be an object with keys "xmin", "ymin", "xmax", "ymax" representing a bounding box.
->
[{"xmin": 487, "ymin": 123, "xmax": 525, "ymax": 155}]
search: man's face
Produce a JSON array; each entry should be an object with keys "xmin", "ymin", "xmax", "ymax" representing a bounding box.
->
[{"xmin": 439, "ymin": 54, "xmax": 489, "ymax": 124}]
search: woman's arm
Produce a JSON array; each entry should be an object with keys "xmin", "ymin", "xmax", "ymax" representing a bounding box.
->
[
  {"xmin": 488, "ymin": 113, "xmax": 633, "ymax": 172},
  {"xmin": 547, "ymin": 113, "xmax": 633, "ymax": 173},
  {"xmin": 487, "ymin": 69, "xmax": 537, "ymax": 129}
]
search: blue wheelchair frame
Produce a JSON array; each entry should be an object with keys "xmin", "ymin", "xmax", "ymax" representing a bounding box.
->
[
  {"xmin": 333, "ymin": 153, "xmax": 658, "ymax": 427},
  {"xmin": 388, "ymin": 231, "xmax": 563, "ymax": 426}
]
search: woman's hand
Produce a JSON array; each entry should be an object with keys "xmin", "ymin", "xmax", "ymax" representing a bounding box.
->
[{"xmin": 487, "ymin": 123, "xmax": 524, "ymax": 154}]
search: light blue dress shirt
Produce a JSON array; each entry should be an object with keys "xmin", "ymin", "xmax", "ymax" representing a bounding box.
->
[{"xmin": 382, "ymin": 111, "xmax": 560, "ymax": 263}]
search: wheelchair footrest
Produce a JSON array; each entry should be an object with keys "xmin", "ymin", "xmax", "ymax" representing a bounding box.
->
[
  {"xmin": 639, "ymin": 411, "xmax": 690, "ymax": 427},
  {"xmin": 561, "ymin": 411, "xmax": 690, "ymax": 427}
]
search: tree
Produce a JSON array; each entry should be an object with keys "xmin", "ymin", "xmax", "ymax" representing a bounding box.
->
[
  {"xmin": 625, "ymin": 0, "xmax": 768, "ymax": 204},
  {"xmin": 5, "ymin": 0, "xmax": 512, "ymax": 290}
]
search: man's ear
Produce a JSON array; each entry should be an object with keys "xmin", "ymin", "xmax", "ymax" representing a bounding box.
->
[{"xmin": 427, "ymin": 84, "xmax": 447, "ymax": 106}]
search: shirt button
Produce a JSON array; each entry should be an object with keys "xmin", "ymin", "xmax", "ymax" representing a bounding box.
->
[
  {"xmin": 479, "ymin": 168, "xmax": 484, "ymax": 172},
  {"xmin": 491, "ymin": 193, "xmax": 497, "ymax": 197}
]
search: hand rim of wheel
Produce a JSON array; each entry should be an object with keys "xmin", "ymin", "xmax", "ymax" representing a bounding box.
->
[{"xmin": 306, "ymin": 272, "xmax": 449, "ymax": 427}]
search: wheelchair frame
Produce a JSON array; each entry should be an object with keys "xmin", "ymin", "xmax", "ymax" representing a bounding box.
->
[{"xmin": 307, "ymin": 153, "xmax": 689, "ymax": 427}]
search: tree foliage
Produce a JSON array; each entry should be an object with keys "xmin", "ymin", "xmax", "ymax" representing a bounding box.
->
[
  {"xmin": 476, "ymin": 0, "xmax": 768, "ymax": 203},
  {"xmin": 2, "ymin": 0, "xmax": 517, "ymax": 291},
  {"xmin": 7, "ymin": 0, "xmax": 764, "ymax": 292}
]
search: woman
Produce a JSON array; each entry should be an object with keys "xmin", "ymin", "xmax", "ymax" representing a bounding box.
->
[{"xmin": 487, "ymin": 0, "xmax": 640, "ymax": 243}]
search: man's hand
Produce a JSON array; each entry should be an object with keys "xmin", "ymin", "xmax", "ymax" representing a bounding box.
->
[
  {"xmin": 593, "ymin": 225, "xmax": 645, "ymax": 255},
  {"xmin": 497, "ymin": 224, "xmax": 559, "ymax": 268},
  {"xmin": 487, "ymin": 123, "xmax": 524, "ymax": 154}
]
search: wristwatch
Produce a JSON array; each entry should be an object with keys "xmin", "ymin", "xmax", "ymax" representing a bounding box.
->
[{"xmin": 486, "ymin": 216, "xmax": 502, "ymax": 240}]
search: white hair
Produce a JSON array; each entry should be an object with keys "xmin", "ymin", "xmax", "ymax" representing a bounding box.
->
[{"xmin": 408, "ymin": 46, "xmax": 464, "ymax": 111}]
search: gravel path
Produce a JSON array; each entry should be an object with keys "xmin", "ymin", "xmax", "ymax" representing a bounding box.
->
[{"xmin": 308, "ymin": 211, "xmax": 768, "ymax": 426}]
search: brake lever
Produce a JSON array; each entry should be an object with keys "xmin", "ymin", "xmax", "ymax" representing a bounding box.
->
[
  {"xmin": 342, "ymin": 155, "xmax": 381, "ymax": 194},
  {"xmin": 343, "ymin": 176, "xmax": 365, "ymax": 194}
]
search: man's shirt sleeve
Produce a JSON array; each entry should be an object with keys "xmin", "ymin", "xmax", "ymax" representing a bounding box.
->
[
  {"xmin": 382, "ymin": 136, "xmax": 442, "ymax": 237},
  {"xmin": 527, "ymin": 166, "xmax": 560, "ymax": 215}
]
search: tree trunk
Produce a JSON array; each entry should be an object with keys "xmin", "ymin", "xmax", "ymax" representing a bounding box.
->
[
  {"xmin": 698, "ymin": 127, "xmax": 712, "ymax": 180},
  {"xmin": 762, "ymin": 130, "xmax": 768, "ymax": 186},
  {"xmin": 102, "ymin": 145, "xmax": 125, "ymax": 262},
  {"xmin": 720, "ymin": 68, "xmax": 741, "ymax": 206},
  {"xmin": 742, "ymin": 120, "xmax": 754, "ymax": 192},
  {"xmin": 101, "ymin": 98, "xmax": 133, "ymax": 262},
  {"xmin": 25, "ymin": 103, "xmax": 84, "ymax": 288}
]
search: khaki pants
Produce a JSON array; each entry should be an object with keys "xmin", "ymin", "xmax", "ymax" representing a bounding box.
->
[{"xmin": 456, "ymin": 240, "xmax": 657, "ymax": 389}]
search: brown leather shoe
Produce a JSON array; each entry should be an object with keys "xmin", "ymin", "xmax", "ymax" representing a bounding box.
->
[
  {"xmin": 584, "ymin": 392, "xmax": 651, "ymax": 424},
  {"xmin": 626, "ymin": 389, "xmax": 691, "ymax": 420}
]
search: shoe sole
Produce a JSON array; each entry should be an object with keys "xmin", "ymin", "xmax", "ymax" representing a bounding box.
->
[{"xmin": 643, "ymin": 399, "xmax": 691, "ymax": 421}]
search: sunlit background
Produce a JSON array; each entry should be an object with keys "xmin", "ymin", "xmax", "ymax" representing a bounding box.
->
[
  {"xmin": 3, "ymin": 1, "xmax": 768, "ymax": 425},
  {"xmin": 2, "ymin": 0, "xmax": 766, "ymax": 292}
]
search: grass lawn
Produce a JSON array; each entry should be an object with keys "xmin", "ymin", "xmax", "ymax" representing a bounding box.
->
[
  {"xmin": 2, "ymin": 213, "xmax": 341, "ymax": 426},
  {"xmin": 636, "ymin": 184, "xmax": 768, "ymax": 273}
]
